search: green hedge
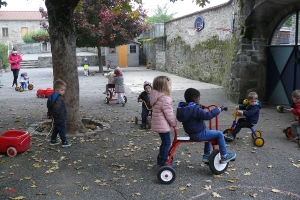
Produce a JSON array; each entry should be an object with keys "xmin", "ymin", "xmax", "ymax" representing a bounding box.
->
[
  {"xmin": 23, "ymin": 29, "xmax": 49, "ymax": 44},
  {"xmin": 0, "ymin": 44, "xmax": 9, "ymax": 70}
]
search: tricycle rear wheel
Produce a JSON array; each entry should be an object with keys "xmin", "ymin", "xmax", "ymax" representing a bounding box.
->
[{"xmin": 209, "ymin": 149, "xmax": 228, "ymax": 175}]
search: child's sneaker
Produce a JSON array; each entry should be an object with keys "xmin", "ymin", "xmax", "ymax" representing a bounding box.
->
[
  {"xmin": 224, "ymin": 134, "xmax": 235, "ymax": 141},
  {"xmin": 202, "ymin": 154, "xmax": 210, "ymax": 163},
  {"xmin": 289, "ymin": 136, "xmax": 299, "ymax": 142},
  {"xmin": 50, "ymin": 140, "xmax": 60, "ymax": 146},
  {"xmin": 221, "ymin": 152, "xmax": 236, "ymax": 164},
  {"xmin": 62, "ymin": 141, "xmax": 72, "ymax": 148},
  {"xmin": 122, "ymin": 102, "xmax": 126, "ymax": 107},
  {"xmin": 140, "ymin": 123, "xmax": 146, "ymax": 129}
]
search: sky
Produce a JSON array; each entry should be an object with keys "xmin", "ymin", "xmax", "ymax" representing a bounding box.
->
[{"xmin": 0, "ymin": 0, "xmax": 228, "ymax": 18}]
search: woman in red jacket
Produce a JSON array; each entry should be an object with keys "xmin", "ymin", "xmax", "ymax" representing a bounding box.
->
[{"xmin": 8, "ymin": 47, "xmax": 22, "ymax": 87}]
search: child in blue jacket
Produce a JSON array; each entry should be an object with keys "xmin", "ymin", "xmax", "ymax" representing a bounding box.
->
[
  {"xmin": 224, "ymin": 91, "xmax": 262, "ymax": 141},
  {"xmin": 176, "ymin": 88, "xmax": 236, "ymax": 164}
]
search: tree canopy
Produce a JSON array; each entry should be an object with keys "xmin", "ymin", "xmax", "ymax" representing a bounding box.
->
[
  {"xmin": 74, "ymin": 0, "xmax": 148, "ymax": 48},
  {"xmin": 0, "ymin": 0, "xmax": 7, "ymax": 8},
  {"xmin": 145, "ymin": 3, "xmax": 176, "ymax": 24}
]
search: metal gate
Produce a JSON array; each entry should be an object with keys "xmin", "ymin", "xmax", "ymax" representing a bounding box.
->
[{"xmin": 266, "ymin": 11, "xmax": 300, "ymax": 106}]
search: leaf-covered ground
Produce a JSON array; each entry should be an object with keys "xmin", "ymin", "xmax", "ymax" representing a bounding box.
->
[{"xmin": 0, "ymin": 67, "xmax": 299, "ymax": 200}]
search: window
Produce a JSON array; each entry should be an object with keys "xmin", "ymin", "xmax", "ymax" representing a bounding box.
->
[
  {"xmin": 21, "ymin": 27, "xmax": 28, "ymax": 37},
  {"xmin": 2, "ymin": 28, "xmax": 8, "ymax": 37},
  {"xmin": 109, "ymin": 47, "xmax": 116, "ymax": 54},
  {"xmin": 130, "ymin": 45, "xmax": 136, "ymax": 53}
]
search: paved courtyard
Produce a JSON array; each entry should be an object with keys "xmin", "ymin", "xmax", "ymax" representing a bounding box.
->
[{"xmin": 0, "ymin": 66, "xmax": 299, "ymax": 199}]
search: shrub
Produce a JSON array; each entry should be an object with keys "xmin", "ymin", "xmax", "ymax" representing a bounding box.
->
[
  {"xmin": 0, "ymin": 44, "xmax": 9, "ymax": 70},
  {"xmin": 23, "ymin": 29, "xmax": 49, "ymax": 44}
]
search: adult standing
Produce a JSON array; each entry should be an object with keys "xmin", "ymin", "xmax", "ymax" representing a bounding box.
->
[{"xmin": 8, "ymin": 47, "xmax": 22, "ymax": 87}]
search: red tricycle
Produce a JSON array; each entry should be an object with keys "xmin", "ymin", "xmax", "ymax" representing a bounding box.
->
[
  {"xmin": 134, "ymin": 100, "xmax": 152, "ymax": 129},
  {"xmin": 157, "ymin": 105, "xmax": 232, "ymax": 184},
  {"xmin": 0, "ymin": 130, "xmax": 31, "ymax": 157},
  {"xmin": 104, "ymin": 84, "xmax": 127, "ymax": 104},
  {"xmin": 36, "ymin": 88, "xmax": 53, "ymax": 98},
  {"xmin": 223, "ymin": 107, "xmax": 264, "ymax": 147}
]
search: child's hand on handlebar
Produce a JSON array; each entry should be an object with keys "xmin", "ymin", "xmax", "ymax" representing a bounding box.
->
[
  {"xmin": 237, "ymin": 110, "xmax": 243, "ymax": 116},
  {"xmin": 138, "ymin": 99, "xmax": 142, "ymax": 102}
]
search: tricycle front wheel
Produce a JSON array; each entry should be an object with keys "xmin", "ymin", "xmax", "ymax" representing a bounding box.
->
[
  {"xmin": 209, "ymin": 149, "xmax": 228, "ymax": 175},
  {"xmin": 7, "ymin": 147, "xmax": 17, "ymax": 157},
  {"xmin": 157, "ymin": 166, "xmax": 176, "ymax": 184}
]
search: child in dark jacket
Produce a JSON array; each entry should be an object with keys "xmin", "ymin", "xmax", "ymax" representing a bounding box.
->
[
  {"xmin": 47, "ymin": 79, "xmax": 71, "ymax": 147},
  {"xmin": 137, "ymin": 81, "xmax": 152, "ymax": 129},
  {"xmin": 176, "ymin": 88, "xmax": 236, "ymax": 164},
  {"xmin": 224, "ymin": 91, "xmax": 262, "ymax": 141}
]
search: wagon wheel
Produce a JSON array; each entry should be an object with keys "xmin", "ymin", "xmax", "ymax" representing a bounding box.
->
[
  {"xmin": 157, "ymin": 166, "xmax": 176, "ymax": 184},
  {"xmin": 15, "ymin": 86, "xmax": 19, "ymax": 91},
  {"xmin": 7, "ymin": 147, "xmax": 17, "ymax": 157},
  {"xmin": 19, "ymin": 87, "xmax": 24, "ymax": 92},
  {"xmin": 251, "ymin": 131, "xmax": 261, "ymax": 139},
  {"xmin": 208, "ymin": 149, "xmax": 228, "ymax": 175},
  {"xmin": 41, "ymin": 94, "xmax": 46, "ymax": 98},
  {"xmin": 28, "ymin": 84, "xmax": 34, "ymax": 90}
]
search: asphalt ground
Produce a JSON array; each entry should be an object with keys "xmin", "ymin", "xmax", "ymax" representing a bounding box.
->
[{"xmin": 0, "ymin": 66, "xmax": 299, "ymax": 200}]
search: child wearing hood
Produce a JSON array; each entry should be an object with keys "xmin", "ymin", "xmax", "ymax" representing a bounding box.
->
[
  {"xmin": 176, "ymin": 88, "xmax": 236, "ymax": 164},
  {"xmin": 224, "ymin": 91, "xmax": 262, "ymax": 141},
  {"xmin": 150, "ymin": 76, "xmax": 177, "ymax": 167}
]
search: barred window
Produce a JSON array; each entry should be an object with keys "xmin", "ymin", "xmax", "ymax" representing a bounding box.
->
[{"xmin": 2, "ymin": 28, "xmax": 8, "ymax": 37}]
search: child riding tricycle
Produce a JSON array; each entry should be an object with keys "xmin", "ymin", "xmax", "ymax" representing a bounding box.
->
[
  {"xmin": 157, "ymin": 88, "xmax": 236, "ymax": 184},
  {"xmin": 223, "ymin": 92, "xmax": 264, "ymax": 147}
]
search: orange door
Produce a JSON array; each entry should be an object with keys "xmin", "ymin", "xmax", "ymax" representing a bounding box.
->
[{"xmin": 118, "ymin": 45, "xmax": 128, "ymax": 67}]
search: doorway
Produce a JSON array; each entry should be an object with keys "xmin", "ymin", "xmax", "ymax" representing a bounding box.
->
[{"xmin": 267, "ymin": 11, "xmax": 300, "ymax": 105}]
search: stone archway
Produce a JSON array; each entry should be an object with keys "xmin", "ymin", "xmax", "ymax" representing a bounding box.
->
[{"xmin": 227, "ymin": 0, "xmax": 300, "ymax": 103}]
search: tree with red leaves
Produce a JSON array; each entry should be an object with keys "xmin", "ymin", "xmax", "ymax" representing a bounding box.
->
[{"xmin": 74, "ymin": 0, "xmax": 148, "ymax": 72}]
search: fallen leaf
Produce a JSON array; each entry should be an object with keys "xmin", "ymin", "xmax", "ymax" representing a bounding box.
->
[
  {"xmin": 267, "ymin": 165, "xmax": 274, "ymax": 168},
  {"xmin": 229, "ymin": 186, "xmax": 238, "ymax": 191},
  {"xmin": 82, "ymin": 186, "xmax": 89, "ymax": 190},
  {"xmin": 179, "ymin": 187, "xmax": 186, "ymax": 191},
  {"xmin": 212, "ymin": 192, "xmax": 221, "ymax": 198},
  {"xmin": 272, "ymin": 189, "xmax": 280, "ymax": 193},
  {"xmin": 203, "ymin": 185, "xmax": 211, "ymax": 190},
  {"xmin": 9, "ymin": 196, "xmax": 26, "ymax": 200},
  {"xmin": 94, "ymin": 179, "xmax": 101, "ymax": 183},
  {"xmin": 244, "ymin": 172, "xmax": 251, "ymax": 176},
  {"xmin": 250, "ymin": 193, "xmax": 257, "ymax": 198}
]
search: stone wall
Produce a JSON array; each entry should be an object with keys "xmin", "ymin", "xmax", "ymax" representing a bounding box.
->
[
  {"xmin": 164, "ymin": 0, "xmax": 239, "ymax": 88},
  {"xmin": 38, "ymin": 55, "xmax": 99, "ymax": 68}
]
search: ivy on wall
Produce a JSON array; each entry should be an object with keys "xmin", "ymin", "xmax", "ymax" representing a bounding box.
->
[{"xmin": 166, "ymin": 36, "xmax": 236, "ymax": 87}]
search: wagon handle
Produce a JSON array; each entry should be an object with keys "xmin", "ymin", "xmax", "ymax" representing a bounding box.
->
[{"xmin": 19, "ymin": 134, "xmax": 30, "ymax": 146}]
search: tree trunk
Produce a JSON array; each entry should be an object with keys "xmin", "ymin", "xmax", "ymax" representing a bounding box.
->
[
  {"xmin": 46, "ymin": 0, "xmax": 86, "ymax": 134},
  {"xmin": 97, "ymin": 46, "xmax": 103, "ymax": 73}
]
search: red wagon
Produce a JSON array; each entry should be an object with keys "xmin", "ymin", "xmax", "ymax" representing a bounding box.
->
[
  {"xmin": 0, "ymin": 130, "xmax": 31, "ymax": 157},
  {"xmin": 36, "ymin": 88, "xmax": 53, "ymax": 98}
]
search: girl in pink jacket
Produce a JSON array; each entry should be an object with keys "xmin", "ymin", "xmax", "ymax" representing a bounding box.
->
[
  {"xmin": 150, "ymin": 76, "xmax": 177, "ymax": 167},
  {"xmin": 8, "ymin": 47, "xmax": 22, "ymax": 87}
]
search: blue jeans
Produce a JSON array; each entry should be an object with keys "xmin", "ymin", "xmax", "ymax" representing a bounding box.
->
[
  {"xmin": 51, "ymin": 122, "xmax": 67, "ymax": 143},
  {"xmin": 20, "ymin": 81, "xmax": 27, "ymax": 89},
  {"xmin": 159, "ymin": 132, "xmax": 171, "ymax": 161},
  {"xmin": 190, "ymin": 130, "xmax": 227, "ymax": 155},
  {"xmin": 141, "ymin": 107, "xmax": 151, "ymax": 124}
]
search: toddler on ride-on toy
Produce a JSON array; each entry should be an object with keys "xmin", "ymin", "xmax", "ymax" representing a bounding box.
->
[
  {"xmin": 176, "ymin": 88, "xmax": 236, "ymax": 164},
  {"xmin": 283, "ymin": 89, "xmax": 300, "ymax": 142},
  {"xmin": 137, "ymin": 81, "xmax": 152, "ymax": 129},
  {"xmin": 224, "ymin": 91, "xmax": 262, "ymax": 141}
]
